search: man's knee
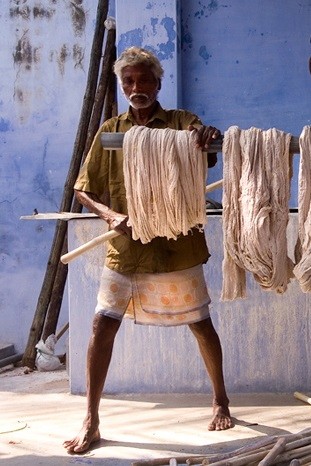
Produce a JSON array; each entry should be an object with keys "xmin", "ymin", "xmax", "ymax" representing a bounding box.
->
[
  {"xmin": 188, "ymin": 317, "xmax": 215, "ymax": 338},
  {"xmin": 92, "ymin": 313, "xmax": 121, "ymax": 342}
]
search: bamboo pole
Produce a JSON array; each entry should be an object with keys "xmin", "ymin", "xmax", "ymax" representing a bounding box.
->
[{"xmin": 22, "ymin": 0, "xmax": 109, "ymax": 368}]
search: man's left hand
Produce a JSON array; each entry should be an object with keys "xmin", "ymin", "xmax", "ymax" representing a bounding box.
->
[{"xmin": 188, "ymin": 125, "xmax": 221, "ymax": 150}]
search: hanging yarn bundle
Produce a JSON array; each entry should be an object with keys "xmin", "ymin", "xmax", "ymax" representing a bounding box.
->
[
  {"xmin": 221, "ymin": 125, "xmax": 294, "ymax": 301},
  {"xmin": 123, "ymin": 126, "xmax": 207, "ymax": 244},
  {"xmin": 293, "ymin": 125, "xmax": 311, "ymax": 292}
]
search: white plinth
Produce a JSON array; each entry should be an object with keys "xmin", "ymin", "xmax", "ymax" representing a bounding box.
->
[{"xmin": 68, "ymin": 215, "xmax": 311, "ymax": 394}]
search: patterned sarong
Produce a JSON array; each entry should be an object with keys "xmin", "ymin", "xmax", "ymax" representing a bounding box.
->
[{"xmin": 95, "ymin": 264, "xmax": 211, "ymax": 326}]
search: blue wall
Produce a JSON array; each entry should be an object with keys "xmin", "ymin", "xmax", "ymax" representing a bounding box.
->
[
  {"xmin": 1, "ymin": 0, "xmax": 310, "ymax": 355},
  {"xmin": 180, "ymin": 1, "xmax": 311, "ymax": 202}
]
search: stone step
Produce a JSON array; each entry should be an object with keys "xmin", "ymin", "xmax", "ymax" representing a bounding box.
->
[{"xmin": 0, "ymin": 342, "xmax": 16, "ymax": 360}]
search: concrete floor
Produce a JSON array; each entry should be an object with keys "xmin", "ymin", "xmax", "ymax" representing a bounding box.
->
[{"xmin": 0, "ymin": 366, "xmax": 310, "ymax": 466}]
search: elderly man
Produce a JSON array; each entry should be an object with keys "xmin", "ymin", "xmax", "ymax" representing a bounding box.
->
[{"xmin": 64, "ymin": 46, "xmax": 232, "ymax": 454}]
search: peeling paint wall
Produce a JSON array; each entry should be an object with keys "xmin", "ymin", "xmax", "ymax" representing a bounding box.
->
[
  {"xmin": 180, "ymin": 0, "xmax": 311, "ymax": 205},
  {"xmin": 1, "ymin": 0, "xmax": 310, "ymax": 376},
  {"xmin": 0, "ymin": 1, "xmax": 99, "ymax": 353},
  {"xmin": 115, "ymin": 0, "xmax": 181, "ymax": 111}
]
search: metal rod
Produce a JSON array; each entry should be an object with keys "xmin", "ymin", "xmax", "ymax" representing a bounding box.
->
[
  {"xmin": 100, "ymin": 132, "xmax": 301, "ymax": 153},
  {"xmin": 0, "ymin": 353, "xmax": 23, "ymax": 369}
]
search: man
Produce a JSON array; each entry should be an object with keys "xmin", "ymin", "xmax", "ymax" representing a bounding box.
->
[{"xmin": 64, "ymin": 46, "xmax": 232, "ymax": 454}]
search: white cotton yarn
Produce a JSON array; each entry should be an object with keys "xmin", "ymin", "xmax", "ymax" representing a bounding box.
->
[
  {"xmin": 221, "ymin": 125, "xmax": 293, "ymax": 300},
  {"xmin": 123, "ymin": 126, "xmax": 207, "ymax": 244},
  {"xmin": 293, "ymin": 125, "xmax": 311, "ymax": 292}
]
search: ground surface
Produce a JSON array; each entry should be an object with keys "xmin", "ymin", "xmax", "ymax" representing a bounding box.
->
[{"xmin": 0, "ymin": 365, "xmax": 310, "ymax": 465}]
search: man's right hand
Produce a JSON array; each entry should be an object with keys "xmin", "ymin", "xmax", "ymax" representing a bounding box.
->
[{"xmin": 108, "ymin": 213, "xmax": 132, "ymax": 237}]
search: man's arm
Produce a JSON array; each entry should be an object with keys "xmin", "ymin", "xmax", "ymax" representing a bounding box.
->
[{"xmin": 74, "ymin": 189, "xmax": 132, "ymax": 236}]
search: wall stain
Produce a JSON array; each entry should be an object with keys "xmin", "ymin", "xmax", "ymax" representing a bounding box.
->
[
  {"xmin": 198, "ymin": 45, "xmax": 211, "ymax": 65},
  {"xmin": 119, "ymin": 15, "xmax": 176, "ymax": 62},
  {"xmin": 10, "ymin": 2, "xmax": 56, "ymax": 20},
  {"xmin": 13, "ymin": 32, "xmax": 32, "ymax": 70},
  {"xmin": 57, "ymin": 44, "xmax": 69, "ymax": 76},
  {"xmin": 10, "ymin": 4, "xmax": 31, "ymax": 20},
  {"xmin": 32, "ymin": 139, "xmax": 54, "ymax": 205},
  {"xmin": 33, "ymin": 5, "xmax": 55, "ymax": 19},
  {"xmin": 150, "ymin": 17, "xmax": 158, "ymax": 34},
  {"xmin": 158, "ymin": 16, "xmax": 176, "ymax": 60},
  {"xmin": 0, "ymin": 118, "xmax": 12, "ymax": 132},
  {"xmin": 194, "ymin": 0, "xmax": 219, "ymax": 19},
  {"xmin": 119, "ymin": 28, "xmax": 144, "ymax": 51},
  {"xmin": 69, "ymin": 0, "xmax": 86, "ymax": 37},
  {"xmin": 73, "ymin": 43, "xmax": 85, "ymax": 70}
]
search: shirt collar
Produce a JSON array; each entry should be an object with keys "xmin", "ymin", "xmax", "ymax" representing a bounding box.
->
[{"xmin": 119, "ymin": 102, "xmax": 168, "ymax": 125}]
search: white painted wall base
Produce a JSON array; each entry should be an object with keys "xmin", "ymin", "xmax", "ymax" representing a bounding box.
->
[{"xmin": 68, "ymin": 215, "xmax": 310, "ymax": 395}]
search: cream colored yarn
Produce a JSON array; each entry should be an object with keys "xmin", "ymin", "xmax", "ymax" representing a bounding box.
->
[
  {"xmin": 221, "ymin": 126, "xmax": 293, "ymax": 301},
  {"xmin": 293, "ymin": 125, "xmax": 311, "ymax": 292},
  {"xmin": 123, "ymin": 126, "xmax": 207, "ymax": 244}
]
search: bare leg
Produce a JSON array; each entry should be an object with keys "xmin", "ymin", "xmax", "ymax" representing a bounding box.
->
[
  {"xmin": 63, "ymin": 314, "xmax": 121, "ymax": 453},
  {"xmin": 188, "ymin": 317, "xmax": 233, "ymax": 431}
]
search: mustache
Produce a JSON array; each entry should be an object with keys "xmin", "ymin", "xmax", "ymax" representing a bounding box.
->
[{"xmin": 129, "ymin": 93, "xmax": 149, "ymax": 100}]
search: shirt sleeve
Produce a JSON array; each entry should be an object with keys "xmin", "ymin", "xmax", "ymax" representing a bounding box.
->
[{"xmin": 74, "ymin": 122, "xmax": 111, "ymax": 199}]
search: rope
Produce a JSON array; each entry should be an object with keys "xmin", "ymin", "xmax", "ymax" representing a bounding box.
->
[
  {"xmin": 221, "ymin": 126, "xmax": 294, "ymax": 301},
  {"xmin": 123, "ymin": 126, "xmax": 207, "ymax": 244}
]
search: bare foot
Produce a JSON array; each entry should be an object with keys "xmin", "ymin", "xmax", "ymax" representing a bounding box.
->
[
  {"xmin": 63, "ymin": 426, "xmax": 101, "ymax": 453},
  {"xmin": 208, "ymin": 405, "xmax": 233, "ymax": 431}
]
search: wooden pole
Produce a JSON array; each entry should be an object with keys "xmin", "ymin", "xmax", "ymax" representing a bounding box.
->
[
  {"xmin": 22, "ymin": 0, "xmax": 109, "ymax": 368},
  {"xmin": 100, "ymin": 133, "xmax": 301, "ymax": 154}
]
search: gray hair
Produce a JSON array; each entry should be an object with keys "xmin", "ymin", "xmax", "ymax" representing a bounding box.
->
[{"xmin": 113, "ymin": 47, "xmax": 164, "ymax": 81}]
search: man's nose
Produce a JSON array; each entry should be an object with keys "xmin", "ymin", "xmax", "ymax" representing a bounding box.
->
[{"xmin": 132, "ymin": 80, "xmax": 142, "ymax": 92}]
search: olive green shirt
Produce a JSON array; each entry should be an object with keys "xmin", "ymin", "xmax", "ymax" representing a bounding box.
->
[{"xmin": 74, "ymin": 102, "xmax": 211, "ymax": 273}]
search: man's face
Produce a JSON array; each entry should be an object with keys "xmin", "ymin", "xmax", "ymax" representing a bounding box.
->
[{"xmin": 120, "ymin": 64, "xmax": 159, "ymax": 109}]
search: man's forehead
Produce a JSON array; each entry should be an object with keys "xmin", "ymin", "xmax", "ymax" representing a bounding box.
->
[{"xmin": 121, "ymin": 64, "xmax": 155, "ymax": 77}]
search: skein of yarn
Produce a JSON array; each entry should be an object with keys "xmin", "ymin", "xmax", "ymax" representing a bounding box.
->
[{"xmin": 123, "ymin": 126, "xmax": 208, "ymax": 244}]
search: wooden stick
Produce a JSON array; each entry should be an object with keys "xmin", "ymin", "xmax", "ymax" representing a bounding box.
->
[
  {"xmin": 205, "ymin": 179, "xmax": 223, "ymax": 193},
  {"xmin": 56, "ymin": 322, "xmax": 69, "ymax": 341},
  {"xmin": 285, "ymin": 436, "xmax": 311, "ymax": 452},
  {"xmin": 203, "ymin": 449, "xmax": 269, "ymax": 466},
  {"xmin": 294, "ymin": 391, "xmax": 311, "ymax": 405},
  {"xmin": 258, "ymin": 437, "xmax": 287, "ymax": 465},
  {"xmin": 61, "ymin": 229, "xmax": 119, "ymax": 264},
  {"xmin": 131, "ymin": 456, "xmax": 195, "ymax": 466},
  {"xmin": 299, "ymin": 454, "xmax": 311, "ymax": 465},
  {"xmin": 199, "ymin": 432, "xmax": 311, "ymax": 465},
  {"xmin": 188, "ymin": 437, "xmax": 278, "ymax": 464},
  {"xmin": 273, "ymin": 444, "xmax": 311, "ymax": 462},
  {"xmin": 289, "ymin": 460, "xmax": 301, "ymax": 465}
]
